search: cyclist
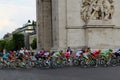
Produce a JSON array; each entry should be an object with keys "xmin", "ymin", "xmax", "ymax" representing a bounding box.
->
[
  {"xmin": 114, "ymin": 49, "xmax": 120, "ymax": 62},
  {"xmin": 24, "ymin": 48, "xmax": 30, "ymax": 60},
  {"xmin": 38, "ymin": 48, "xmax": 46, "ymax": 60},
  {"xmin": 103, "ymin": 49, "xmax": 114, "ymax": 65},
  {"xmin": 115, "ymin": 49, "xmax": 120, "ymax": 57},
  {"xmin": 3, "ymin": 51, "xmax": 10, "ymax": 64},
  {"xmin": 91, "ymin": 49, "xmax": 101, "ymax": 67},
  {"xmin": 92, "ymin": 50, "xmax": 101, "ymax": 59},
  {"xmin": 35, "ymin": 51, "xmax": 41, "ymax": 60},
  {"xmin": 44, "ymin": 52, "xmax": 50, "ymax": 59},
  {"xmin": 75, "ymin": 49, "xmax": 84, "ymax": 59},
  {"xmin": 83, "ymin": 47, "xmax": 92, "ymax": 65},
  {"xmin": 52, "ymin": 50, "xmax": 62, "ymax": 64},
  {"xmin": 12, "ymin": 51, "xmax": 17, "ymax": 61},
  {"xmin": 17, "ymin": 48, "xmax": 25, "ymax": 62},
  {"xmin": 66, "ymin": 47, "xmax": 73, "ymax": 55},
  {"xmin": 19, "ymin": 48, "xmax": 25, "ymax": 54},
  {"xmin": 65, "ymin": 50, "xmax": 71, "ymax": 61}
]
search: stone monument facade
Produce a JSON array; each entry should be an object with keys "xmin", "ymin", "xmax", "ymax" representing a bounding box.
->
[{"xmin": 36, "ymin": 0, "xmax": 120, "ymax": 50}]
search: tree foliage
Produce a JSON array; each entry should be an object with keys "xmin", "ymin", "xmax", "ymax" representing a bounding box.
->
[
  {"xmin": 0, "ymin": 33, "xmax": 25, "ymax": 51},
  {"xmin": 0, "ymin": 40, "xmax": 6, "ymax": 52},
  {"xmin": 13, "ymin": 33, "xmax": 25, "ymax": 50},
  {"xmin": 5, "ymin": 39, "xmax": 14, "ymax": 51},
  {"xmin": 31, "ymin": 38, "xmax": 37, "ymax": 50}
]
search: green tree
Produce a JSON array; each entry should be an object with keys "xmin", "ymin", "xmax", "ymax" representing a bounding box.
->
[
  {"xmin": 31, "ymin": 38, "xmax": 37, "ymax": 50},
  {"xmin": 0, "ymin": 40, "xmax": 6, "ymax": 52},
  {"xmin": 13, "ymin": 33, "xmax": 25, "ymax": 50},
  {"xmin": 5, "ymin": 39, "xmax": 14, "ymax": 51}
]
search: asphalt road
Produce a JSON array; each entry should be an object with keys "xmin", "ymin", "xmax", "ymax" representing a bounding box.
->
[{"xmin": 0, "ymin": 66, "xmax": 120, "ymax": 80}]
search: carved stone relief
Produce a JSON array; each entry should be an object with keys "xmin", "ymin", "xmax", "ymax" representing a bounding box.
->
[{"xmin": 81, "ymin": 0, "xmax": 114, "ymax": 22}]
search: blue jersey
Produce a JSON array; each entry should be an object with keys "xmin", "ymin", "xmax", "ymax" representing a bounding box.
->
[
  {"xmin": 115, "ymin": 50, "xmax": 120, "ymax": 54},
  {"xmin": 3, "ymin": 53, "xmax": 10, "ymax": 59}
]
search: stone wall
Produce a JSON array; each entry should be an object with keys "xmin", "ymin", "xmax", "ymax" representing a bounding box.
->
[
  {"xmin": 37, "ymin": 0, "xmax": 120, "ymax": 50},
  {"xmin": 67, "ymin": 29, "xmax": 85, "ymax": 49},
  {"xmin": 87, "ymin": 28, "xmax": 120, "ymax": 49},
  {"xmin": 65, "ymin": 0, "xmax": 120, "ymax": 49}
]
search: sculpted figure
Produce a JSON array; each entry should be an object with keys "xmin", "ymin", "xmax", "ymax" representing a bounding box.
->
[
  {"xmin": 103, "ymin": 0, "xmax": 114, "ymax": 20},
  {"xmin": 81, "ymin": 0, "xmax": 92, "ymax": 22},
  {"xmin": 91, "ymin": 0, "xmax": 102, "ymax": 20},
  {"xmin": 81, "ymin": 0, "xmax": 114, "ymax": 22}
]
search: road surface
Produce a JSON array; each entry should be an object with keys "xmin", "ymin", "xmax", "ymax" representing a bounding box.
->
[{"xmin": 0, "ymin": 66, "xmax": 119, "ymax": 80}]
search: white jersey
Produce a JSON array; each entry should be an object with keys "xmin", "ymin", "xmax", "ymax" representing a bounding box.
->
[
  {"xmin": 76, "ymin": 51, "xmax": 83, "ymax": 57},
  {"xmin": 44, "ymin": 52, "xmax": 50, "ymax": 57},
  {"xmin": 19, "ymin": 50, "xmax": 24, "ymax": 54},
  {"xmin": 25, "ymin": 50, "xmax": 29, "ymax": 53}
]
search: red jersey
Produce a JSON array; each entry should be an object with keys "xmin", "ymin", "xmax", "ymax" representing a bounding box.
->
[
  {"xmin": 65, "ymin": 52, "xmax": 70, "ymax": 59},
  {"xmin": 41, "ymin": 51, "xmax": 46, "ymax": 55},
  {"xmin": 93, "ymin": 50, "xmax": 100, "ymax": 58}
]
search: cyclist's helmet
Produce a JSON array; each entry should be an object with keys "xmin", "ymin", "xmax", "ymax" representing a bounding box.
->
[
  {"xmin": 109, "ymin": 49, "xmax": 113, "ymax": 52},
  {"xmin": 59, "ymin": 50, "xmax": 63, "ymax": 53}
]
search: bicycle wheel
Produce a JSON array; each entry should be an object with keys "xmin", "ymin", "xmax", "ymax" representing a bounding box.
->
[
  {"xmin": 110, "ymin": 58, "xmax": 117, "ymax": 66},
  {"xmin": 99, "ymin": 59, "xmax": 107, "ymax": 67},
  {"xmin": 9, "ymin": 62, "xmax": 16, "ymax": 69},
  {"xmin": 25, "ymin": 61, "xmax": 32, "ymax": 69},
  {"xmin": 0, "ymin": 62, "xmax": 3, "ymax": 69},
  {"xmin": 80, "ymin": 59, "xmax": 86, "ymax": 68},
  {"xmin": 50, "ymin": 60, "xmax": 57, "ymax": 69},
  {"xmin": 72, "ymin": 59, "xmax": 79, "ymax": 66}
]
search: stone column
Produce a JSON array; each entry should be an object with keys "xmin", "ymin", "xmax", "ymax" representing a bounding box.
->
[
  {"xmin": 36, "ymin": 0, "xmax": 52, "ymax": 50},
  {"xmin": 50, "ymin": 0, "xmax": 67, "ymax": 50},
  {"xmin": 57, "ymin": 0, "xmax": 67, "ymax": 50},
  {"xmin": 51, "ymin": 0, "xmax": 59, "ymax": 50}
]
